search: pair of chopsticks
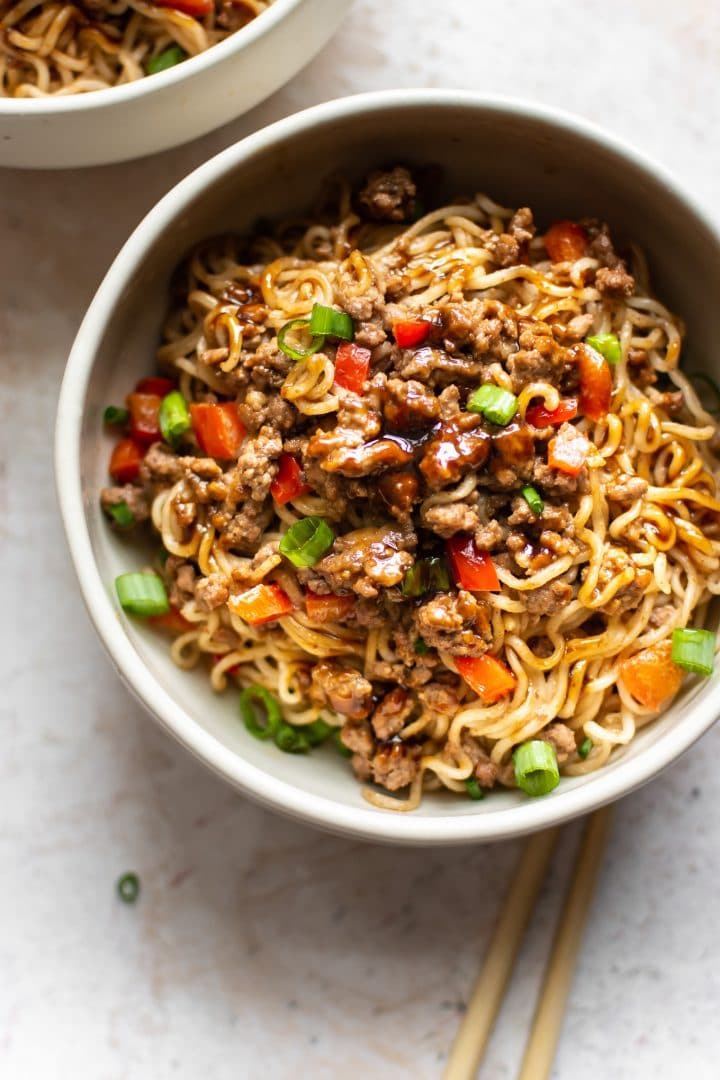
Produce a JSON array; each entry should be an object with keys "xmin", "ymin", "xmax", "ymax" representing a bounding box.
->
[{"xmin": 444, "ymin": 807, "xmax": 613, "ymax": 1080}]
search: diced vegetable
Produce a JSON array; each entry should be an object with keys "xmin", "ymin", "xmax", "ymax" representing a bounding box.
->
[
  {"xmin": 578, "ymin": 737, "xmax": 593, "ymax": 759},
  {"xmin": 189, "ymin": 401, "xmax": 246, "ymax": 459},
  {"xmin": 586, "ymin": 333, "xmax": 622, "ymax": 366},
  {"xmin": 401, "ymin": 557, "xmax": 451, "ymax": 598},
  {"xmin": 465, "ymin": 777, "xmax": 485, "ymax": 800},
  {"xmin": 547, "ymin": 426, "xmax": 589, "ymax": 476},
  {"xmin": 305, "ymin": 591, "xmax": 355, "ymax": 623},
  {"xmin": 106, "ymin": 501, "xmax": 135, "ymax": 528},
  {"xmin": 228, "ymin": 583, "xmax": 293, "ymax": 626},
  {"xmin": 446, "ymin": 536, "xmax": 500, "ymax": 592},
  {"xmin": 521, "ymin": 485, "xmax": 544, "ymax": 515},
  {"xmin": 275, "ymin": 723, "xmax": 312, "ymax": 754},
  {"xmin": 414, "ymin": 638, "xmax": 431, "ymax": 655},
  {"xmin": 240, "ymin": 685, "xmax": 282, "ymax": 740},
  {"xmin": 334, "ymin": 341, "xmax": 371, "ymax": 394},
  {"xmin": 154, "ymin": 0, "xmax": 213, "ymax": 15},
  {"xmin": 544, "ymin": 220, "xmax": 588, "ymax": 263},
  {"xmin": 103, "ymin": 405, "xmax": 129, "ymax": 427},
  {"xmin": 109, "ymin": 438, "xmax": 143, "ymax": 483},
  {"xmin": 147, "ymin": 607, "xmax": 193, "ymax": 634},
  {"xmin": 127, "ymin": 392, "xmax": 162, "ymax": 445},
  {"xmin": 467, "ymin": 383, "xmax": 518, "ymax": 426},
  {"xmin": 116, "ymin": 872, "xmax": 140, "ymax": 904},
  {"xmin": 513, "ymin": 740, "xmax": 560, "ymax": 797},
  {"xmin": 115, "ymin": 572, "xmax": 169, "ymax": 617},
  {"xmin": 302, "ymin": 719, "xmax": 335, "ymax": 746},
  {"xmin": 279, "ymin": 517, "xmax": 335, "ymax": 568},
  {"xmin": 135, "ymin": 376, "xmax": 175, "ymax": 397},
  {"xmin": 393, "ymin": 319, "xmax": 431, "ymax": 348},
  {"xmin": 619, "ymin": 640, "xmax": 683, "ymax": 709},
  {"xmin": 277, "ymin": 318, "xmax": 325, "ymax": 361},
  {"xmin": 146, "ymin": 44, "xmax": 187, "ymax": 75},
  {"xmin": 309, "ymin": 303, "xmax": 354, "ymax": 341},
  {"xmin": 577, "ymin": 343, "xmax": 612, "ymax": 422},
  {"xmin": 525, "ymin": 398, "xmax": 578, "ymax": 428},
  {"xmin": 270, "ymin": 453, "xmax": 311, "ymax": 505},
  {"xmin": 158, "ymin": 390, "xmax": 191, "ymax": 446},
  {"xmin": 671, "ymin": 628, "xmax": 715, "ymax": 677},
  {"xmin": 455, "ymin": 654, "xmax": 517, "ymax": 704}
]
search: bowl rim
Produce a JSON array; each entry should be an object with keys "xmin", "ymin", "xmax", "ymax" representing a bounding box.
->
[
  {"xmin": 56, "ymin": 88, "xmax": 720, "ymax": 844},
  {"xmin": 0, "ymin": 0, "xmax": 300, "ymax": 115}
]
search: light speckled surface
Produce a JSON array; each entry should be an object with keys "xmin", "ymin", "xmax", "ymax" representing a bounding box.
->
[{"xmin": 2, "ymin": 1, "xmax": 720, "ymax": 1076}]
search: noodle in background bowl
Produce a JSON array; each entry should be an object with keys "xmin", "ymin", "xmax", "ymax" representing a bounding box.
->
[
  {"xmin": 56, "ymin": 90, "xmax": 720, "ymax": 845},
  {"xmin": 0, "ymin": 0, "xmax": 352, "ymax": 169}
]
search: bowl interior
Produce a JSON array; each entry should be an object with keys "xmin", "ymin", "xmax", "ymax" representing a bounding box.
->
[{"xmin": 67, "ymin": 97, "xmax": 720, "ymax": 841}]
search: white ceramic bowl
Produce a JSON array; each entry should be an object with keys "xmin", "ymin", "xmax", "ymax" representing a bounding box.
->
[
  {"xmin": 0, "ymin": 0, "xmax": 351, "ymax": 169},
  {"xmin": 56, "ymin": 90, "xmax": 720, "ymax": 844}
]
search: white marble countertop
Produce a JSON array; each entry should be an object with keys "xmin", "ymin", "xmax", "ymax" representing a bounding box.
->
[{"xmin": 3, "ymin": 1, "xmax": 720, "ymax": 1076}]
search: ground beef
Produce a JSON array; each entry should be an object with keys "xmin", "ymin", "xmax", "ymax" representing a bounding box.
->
[
  {"xmin": 243, "ymin": 337, "xmax": 293, "ymax": 389},
  {"xmin": 311, "ymin": 526, "xmax": 415, "ymax": 598},
  {"xmin": 311, "ymin": 661, "xmax": 373, "ymax": 719},
  {"xmin": 418, "ymin": 682, "xmax": 461, "ymax": 718},
  {"xmin": 216, "ymin": 499, "xmax": 273, "ymax": 553},
  {"xmin": 166, "ymin": 559, "xmax": 196, "ymax": 609},
  {"xmin": 490, "ymin": 423, "xmax": 535, "ymax": 487},
  {"xmin": 226, "ymin": 424, "xmax": 282, "ymax": 502},
  {"xmin": 340, "ymin": 718, "xmax": 374, "ymax": 756},
  {"xmin": 595, "ymin": 265, "xmax": 635, "ymax": 297},
  {"xmin": 524, "ymin": 580, "xmax": 573, "ymax": 616},
  {"xmin": 141, "ymin": 442, "xmax": 184, "ymax": 484},
  {"xmin": 484, "ymin": 208, "xmax": 535, "ymax": 267},
  {"xmin": 238, "ymin": 389, "xmax": 295, "ymax": 434},
  {"xmin": 460, "ymin": 733, "xmax": 498, "ymax": 788},
  {"xmin": 422, "ymin": 501, "xmax": 480, "ymax": 538},
  {"xmin": 419, "ymin": 414, "xmax": 492, "ymax": 489},
  {"xmin": 100, "ymin": 483, "xmax": 150, "ymax": 525},
  {"xmin": 506, "ymin": 320, "xmax": 572, "ymax": 393},
  {"xmin": 195, "ymin": 573, "xmax": 230, "ymax": 612},
  {"xmin": 334, "ymin": 254, "xmax": 387, "ymax": 323},
  {"xmin": 371, "ymin": 688, "xmax": 414, "ymax": 740},
  {"xmin": 372, "ymin": 743, "xmax": 419, "ymax": 791},
  {"xmin": 538, "ymin": 722, "xmax": 576, "ymax": 764},
  {"xmin": 606, "ymin": 474, "xmax": 648, "ymax": 502},
  {"xmin": 413, "ymin": 590, "xmax": 492, "ymax": 656},
  {"xmin": 383, "ymin": 378, "xmax": 440, "ymax": 430},
  {"xmin": 358, "ymin": 166, "xmax": 417, "ymax": 222},
  {"xmin": 591, "ymin": 548, "xmax": 653, "ymax": 615},
  {"xmin": 473, "ymin": 518, "xmax": 507, "ymax": 551}
]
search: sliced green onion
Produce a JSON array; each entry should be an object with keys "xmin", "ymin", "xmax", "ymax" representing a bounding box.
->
[
  {"xmin": 309, "ymin": 303, "xmax": 354, "ymax": 341},
  {"xmin": 104, "ymin": 405, "xmax": 129, "ymax": 427},
  {"xmin": 146, "ymin": 44, "xmax": 187, "ymax": 75},
  {"xmin": 240, "ymin": 685, "xmax": 282, "ymax": 741},
  {"xmin": 107, "ymin": 501, "xmax": 135, "ymax": 528},
  {"xmin": 513, "ymin": 740, "xmax": 560, "ymax": 797},
  {"xmin": 117, "ymin": 872, "xmax": 140, "ymax": 904},
  {"xmin": 465, "ymin": 777, "xmax": 485, "ymax": 801},
  {"xmin": 414, "ymin": 638, "xmax": 431, "ymax": 654},
  {"xmin": 159, "ymin": 390, "xmax": 191, "ymax": 446},
  {"xmin": 578, "ymin": 737, "xmax": 593, "ymax": 759},
  {"xmin": 334, "ymin": 729, "xmax": 352, "ymax": 757},
  {"xmin": 115, "ymin": 572, "xmax": 169, "ymax": 617},
  {"xmin": 521, "ymin": 485, "xmax": 544, "ymax": 515},
  {"xmin": 467, "ymin": 383, "xmax": 518, "ymax": 426},
  {"xmin": 303, "ymin": 719, "xmax": 334, "ymax": 746},
  {"xmin": 277, "ymin": 318, "xmax": 326, "ymax": 361},
  {"xmin": 402, "ymin": 556, "xmax": 450, "ymax": 598},
  {"xmin": 275, "ymin": 723, "xmax": 311, "ymax": 754},
  {"xmin": 586, "ymin": 333, "xmax": 622, "ymax": 366},
  {"xmin": 688, "ymin": 372, "xmax": 720, "ymax": 416},
  {"xmin": 671, "ymin": 627, "xmax": 716, "ymax": 676},
  {"xmin": 279, "ymin": 516, "xmax": 335, "ymax": 567}
]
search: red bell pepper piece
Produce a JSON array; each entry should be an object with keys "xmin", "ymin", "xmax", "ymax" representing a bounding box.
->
[
  {"xmin": 456, "ymin": 654, "xmax": 517, "ymax": 704},
  {"xmin": 135, "ymin": 376, "xmax": 175, "ymax": 397},
  {"xmin": 547, "ymin": 425, "xmax": 590, "ymax": 476},
  {"xmin": 446, "ymin": 536, "xmax": 500, "ymax": 592},
  {"xmin": 154, "ymin": 0, "xmax": 213, "ymax": 16},
  {"xmin": 577, "ymin": 343, "xmax": 612, "ymax": 422},
  {"xmin": 270, "ymin": 453, "xmax": 311, "ymax": 505},
  {"xmin": 148, "ymin": 607, "xmax": 193, "ymax": 634},
  {"xmin": 228, "ymin": 583, "xmax": 293, "ymax": 626},
  {"xmin": 190, "ymin": 402, "xmax": 246, "ymax": 459},
  {"xmin": 109, "ymin": 438, "xmax": 143, "ymax": 483},
  {"xmin": 525, "ymin": 398, "xmax": 578, "ymax": 429},
  {"xmin": 334, "ymin": 341, "xmax": 371, "ymax": 394},
  {"xmin": 544, "ymin": 220, "xmax": 588, "ymax": 263},
  {"xmin": 305, "ymin": 591, "xmax": 355, "ymax": 623},
  {"xmin": 392, "ymin": 319, "xmax": 431, "ymax": 348},
  {"xmin": 127, "ymin": 392, "xmax": 162, "ymax": 445}
]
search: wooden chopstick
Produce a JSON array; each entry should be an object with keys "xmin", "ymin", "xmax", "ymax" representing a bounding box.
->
[
  {"xmin": 517, "ymin": 806, "xmax": 613, "ymax": 1080},
  {"xmin": 443, "ymin": 826, "xmax": 560, "ymax": 1080},
  {"xmin": 443, "ymin": 807, "xmax": 613, "ymax": 1080}
]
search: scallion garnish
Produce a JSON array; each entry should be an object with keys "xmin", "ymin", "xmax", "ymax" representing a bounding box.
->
[
  {"xmin": 115, "ymin": 572, "xmax": 169, "ymax": 617},
  {"xmin": 104, "ymin": 405, "xmax": 129, "ymax": 427},
  {"xmin": 107, "ymin": 501, "xmax": 135, "ymax": 528},
  {"xmin": 303, "ymin": 718, "xmax": 334, "ymax": 746},
  {"xmin": 279, "ymin": 516, "xmax": 335, "ymax": 567},
  {"xmin": 586, "ymin": 333, "xmax": 622, "ymax": 366},
  {"xmin": 277, "ymin": 318, "xmax": 326, "ymax": 361},
  {"xmin": 465, "ymin": 777, "xmax": 485, "ymax": 800},
  {"xmin": 521, "ymin": 485, "xmax": 544, "ymax": 515},
  {"xmin": 578, "ymin": 737, "xmax": 593, "ymax": 759},
  {"xmin": 414, "ymin": 638, "xmax": 431, "ymax": 654},
  {"xmin": 275, "ymin": 723, "xmax": 312, "ymax": 754},
  {"xmin": 159, "ymin": 390, "xmax": 191, "ymax": 446},
  {"xmin": 401, "ymin": 557, "xmax": 450, "ymax": 598},
  {"xmin": 467, "ymin": 384, "xmax": 518, "ymax": 426},
  {"xmin": 146, "ymin": 44, "xmax": 187, "ymax": 75},
  {"xmin": 240, "ymin": 685, "xmax": 282, "ymax": 740},
  {"xmin": 117, "ymin": 872, "xmax": 140, "ymax": 904},
  {"xmin": 513, "ymin": 740, "xmax": 560, "ymax": 797},
  {"xmin": 309, "ymin": 303, "xmax": 354, "ymax": 341},
  {"xmin": 671, "ymin": 627, "xmax": 716, "ymax": 676}
]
